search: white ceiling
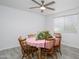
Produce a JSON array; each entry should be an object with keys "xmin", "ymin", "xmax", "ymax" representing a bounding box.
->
[{"xmin": 0, "ymin": 0, "xmax": 79, "ymax": 15}]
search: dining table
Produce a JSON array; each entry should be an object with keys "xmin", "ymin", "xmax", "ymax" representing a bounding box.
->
[{"xmin": 26, "ymin": 37, "xmax": 54, "ymax": 59}]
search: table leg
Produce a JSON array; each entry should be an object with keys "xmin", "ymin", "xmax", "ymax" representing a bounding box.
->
[{"xmin": 38, "ymin": 48, "xmax": 42, "ymax": 59}]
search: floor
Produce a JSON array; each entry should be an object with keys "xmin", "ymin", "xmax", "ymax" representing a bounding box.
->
[{"xmin": 0, "ymin": 45, "xmax": 79, "ymax": 59}]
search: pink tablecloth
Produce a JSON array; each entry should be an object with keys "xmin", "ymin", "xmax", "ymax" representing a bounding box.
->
[{"xmin": 26, "ymin": 37, "xmax": 53, "ymax": 49}]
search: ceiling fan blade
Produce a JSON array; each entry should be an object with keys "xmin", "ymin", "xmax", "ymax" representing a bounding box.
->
[
  {"xmin": 29, "ymin": 6, "xmax": 40, "ymax": 9},
  {"xmin": 45, "ymin": 7, "xmax": 55, "ymax": 10},
  {"xmin": 32, "ymin": 0, "xmax": 41, "ymax": 6},
  {"xmin": 44, "ymin": 1, "xmax": 55, "ymax": 6}
]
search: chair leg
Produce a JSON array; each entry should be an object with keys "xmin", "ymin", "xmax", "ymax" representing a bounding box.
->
[
  {"xmin": 35, "ymin": 51, "xmax": 39, "ymax": 59},
  {"xmin": 56, "ymin": 48, "xmax": 62, "ymax": 56},
  {"xmin": 27, "ymin": 55, "xmax": 32, "ymax": 59},
  {"xmin": 31, "ymin": 53, "xmax": 34, "ymax": 57},
  {"xmin": 51, "ymin": 54, "xmax": 54, "ymax": 59},
  {"xmin": 22, "ymin": 55, "xmax": 25, "ymax": 59},
  {"xmin": 55, "ymin": 52, "xmax": 58, "ymax": 59},
  {"xmin": 45, "ymin": 53, "xmax": 47, "ymax": 59},
  {"xmin": 59, "ymin": 48, "xmax": 62, "ymax": 56}
]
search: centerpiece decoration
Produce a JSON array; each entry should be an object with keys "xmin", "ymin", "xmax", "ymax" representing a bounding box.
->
[{"xmin": 37, "ymin": 31, "xmax": 52, "ymax": 40}]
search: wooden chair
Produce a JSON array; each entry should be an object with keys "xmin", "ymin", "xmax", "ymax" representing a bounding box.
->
[
  {"xmin": 41, "ymin": 38, "xmax": 58, "ymax": 59},
  {"xmin": 18, "ymin": 36, "xmax": 38, "ymax": 59},
  {"xmin": 18, "ymin": 36, "xmax": 32, "ymax": 59},
  {"xmin": 53, "ymin": 33, "xmax": 62, "ymax": 56}
]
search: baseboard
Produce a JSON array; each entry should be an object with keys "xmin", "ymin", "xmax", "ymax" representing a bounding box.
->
[
  {"xmin": 0, "ymin": 46, "xmax": 19, "ymax": 51},
  {"xmin": 62, "ymin": 43, "xmax": 79, "ymax": 49}
]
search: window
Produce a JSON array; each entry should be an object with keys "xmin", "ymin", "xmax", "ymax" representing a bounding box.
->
[{"xmin": 53, "ymin": 15, "xmax": 77, "ymax": 33}]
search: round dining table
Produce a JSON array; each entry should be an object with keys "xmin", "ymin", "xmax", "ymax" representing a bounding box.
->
[{"xmin": 26, "ymin": 37, "xmax": 54, "ymax": 59}]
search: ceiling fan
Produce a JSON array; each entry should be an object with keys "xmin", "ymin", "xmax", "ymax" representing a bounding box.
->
[{"xmin": 29, "ymin": 0, "xmax": 55, "ymax": 12}]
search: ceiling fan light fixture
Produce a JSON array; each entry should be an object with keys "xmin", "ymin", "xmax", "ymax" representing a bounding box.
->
[
  {"xmin": 30, "ymin": 0, "xmax": 55, "ymax": 12},
  {"xmin": 40, "ymin": 6, "xmax": 46, "ymax": 10}
]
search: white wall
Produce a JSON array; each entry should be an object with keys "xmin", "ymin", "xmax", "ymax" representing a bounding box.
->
[
  {"xmin": 46, "ymin": 7, "xmax": 79, "ymax": 48},
  {"xmin": 0, "ymin": 5, "xmax": 79, "ymax": 51},
  {"xmin": 0, "ymin": 5, "xmax": 45, "ymax": 50}
]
